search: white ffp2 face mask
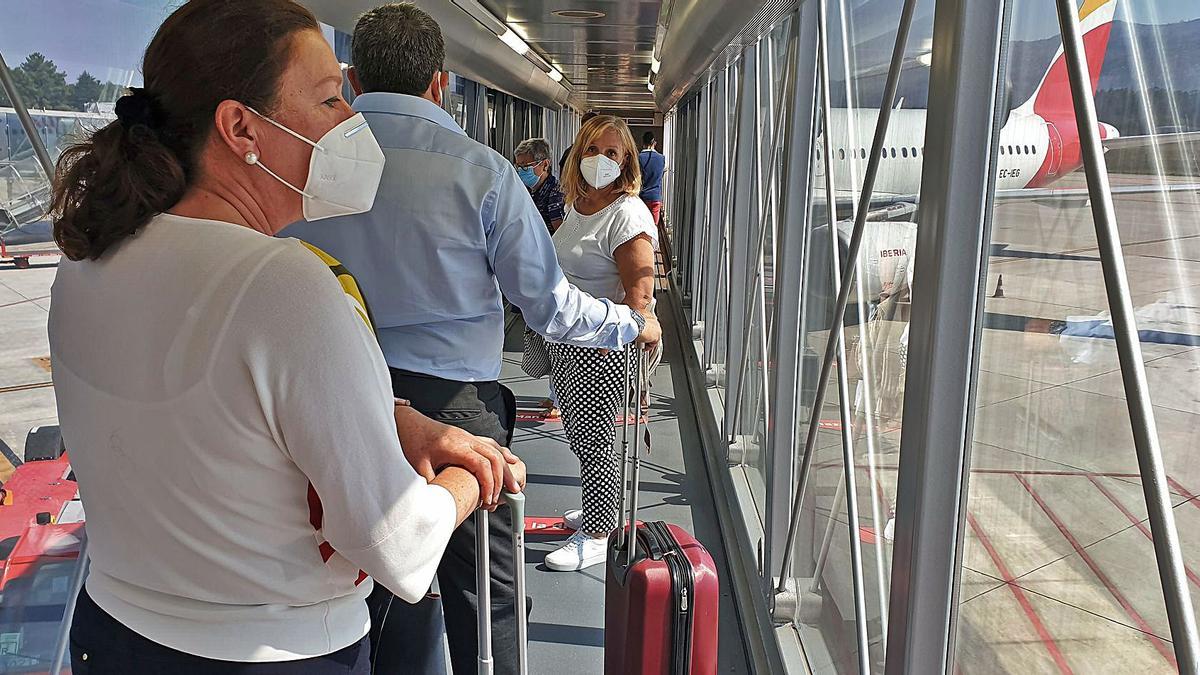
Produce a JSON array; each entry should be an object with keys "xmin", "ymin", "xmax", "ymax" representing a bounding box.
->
[
  {"xmin": 248, "ymin": 108, "xmax": 386, "ymax": 221},
  {"xmin": 580, "ymin": 154, "xmax": 622, "ymax": 190}
]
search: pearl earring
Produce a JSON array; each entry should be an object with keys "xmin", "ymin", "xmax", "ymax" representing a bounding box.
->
[{"xmin": 244, "ymin": 151, "xmax": 258, "ymax": 164}]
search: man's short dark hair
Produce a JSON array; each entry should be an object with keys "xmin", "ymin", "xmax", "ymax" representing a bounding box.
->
[
  {"xmin": 642, "ymin": 131, "xmax": 656, "ymax": 147},
  {"xmin": 581, "ymin": 110, "xmax": 599, "ymax": 124},
  {"xmin": 352, "ymin": 3, "xmax": 444, "ymax": 96}
]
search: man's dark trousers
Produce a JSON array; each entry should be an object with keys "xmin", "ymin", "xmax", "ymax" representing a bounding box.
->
[{"xmin": 367, "ymin": 369, "xmax": 520, "ymax": 675}]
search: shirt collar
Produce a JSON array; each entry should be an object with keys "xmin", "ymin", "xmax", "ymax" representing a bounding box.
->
[
  {"xmin": 532, "ymin": 173, "xmax": 559, "ymax": 196},
  {"xmin": 351, "ymin": 92, "xmax": 466, "ymax": 136}
]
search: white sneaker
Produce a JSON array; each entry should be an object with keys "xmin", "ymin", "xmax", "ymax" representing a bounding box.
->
[
  {"xmin": 562, "ymin": 509, "xmax": 584, "ymax": 531},
  {"xmin": 545, "ymin": 531, "xmax": 608, "ymax": 571}
]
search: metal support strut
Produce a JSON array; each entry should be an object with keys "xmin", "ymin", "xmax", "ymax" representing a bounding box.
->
[
  {"xmin": 775, "ymin": 0, "xmax": 920, "ymax": 593},
  {"xmin": 1054, "ymin": 0, "xmax": 1200, "ymax": 670},
  {"xmin": 805, "ymin": 0, "xmax": 871, "ymax": 670}
]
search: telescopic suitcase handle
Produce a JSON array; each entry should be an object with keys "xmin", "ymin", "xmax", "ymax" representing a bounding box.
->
[
  {"xmin": 476, "ymin": 490, "xmax": 528, "ymax": 675},
  {"xmin": 623, "ymin": 350, "xmax": 651, "ymax": 567}
]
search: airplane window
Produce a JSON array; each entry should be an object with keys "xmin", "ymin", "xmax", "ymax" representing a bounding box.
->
[
  {"xmin": 838, "ymin": 148, "xmax": 845, "ymax": 160},
  {"xmin": 1026, "ymin": 145, "xmax": 1033, "ymax": 154},
  {"xmin": 912, "ymin": 147, "xmax": 919, "ymax": 157},
  {"xmin": 890, "ymin": 148, "xmax": 897, "ymax": 158},
  {"xmin": 901, "ymin": 147, "xmax": 908, "ymax": 158},
  {"xmin": 1000, "ymin": 146, "xmax": 1006, "ymax": 154},
  {"xmin": 1007, "ymin": 145, "xmax": 1014, "ymax": 155},
  {"xmin": 860, "ymin": 148, "xmax": 866, "ymax": 158}
]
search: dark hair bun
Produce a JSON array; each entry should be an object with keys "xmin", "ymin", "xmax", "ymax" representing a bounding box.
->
[{"xmin": 114, "ymin": 88, "xmax": 165, "ymax": 130}]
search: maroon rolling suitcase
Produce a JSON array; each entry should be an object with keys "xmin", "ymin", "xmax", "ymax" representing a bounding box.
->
[{"xmin": 604, "ymin": 350, "xmax": 719, "ymax": 675}]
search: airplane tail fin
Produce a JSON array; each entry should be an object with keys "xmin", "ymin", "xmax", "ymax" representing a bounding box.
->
[{"xmin": 1015, "ymin": 0, "xmax": 1117, "ymax": 118}]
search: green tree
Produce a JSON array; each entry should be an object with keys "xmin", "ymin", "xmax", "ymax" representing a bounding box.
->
[
  {"xmin": 70, "ymin": 71, "xmax": 103, "ymax": 112},
  {"xmin": 10, "ymin": 53, "xmax": 71, "ymax": 110}
]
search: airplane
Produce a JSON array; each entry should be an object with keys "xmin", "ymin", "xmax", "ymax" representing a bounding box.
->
[
  {"xmin": 816, "ymin": 0, "xmax": 1198, "ymax": 206},
  {"xmin": 808, "ymin": 0, "xmax": 1200, "ymax": 305}
]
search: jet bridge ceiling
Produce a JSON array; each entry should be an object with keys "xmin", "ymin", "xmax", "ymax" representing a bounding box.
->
[
  {"xmin": 306, "ymin": 0, "xmax": 788, "ymax": 121},
  {"xmin": 477, "ymin": 1, "xmax": 662, "ymax": 123}
]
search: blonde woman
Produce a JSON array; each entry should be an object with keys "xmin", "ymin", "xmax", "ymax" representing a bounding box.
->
[{"xmin": 544, "ymin": 116, "xmax": 659, "ymax": 572}]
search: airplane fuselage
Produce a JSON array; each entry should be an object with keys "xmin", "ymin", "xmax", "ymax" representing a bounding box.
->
[{"xmin": 817, "ymin": 108, "xmax": 1116, "ymax": 196}]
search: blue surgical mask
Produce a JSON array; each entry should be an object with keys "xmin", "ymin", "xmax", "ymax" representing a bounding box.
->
[{"xmin": 517, "ymin": 166, "xmax": 539, "ymax": 188}]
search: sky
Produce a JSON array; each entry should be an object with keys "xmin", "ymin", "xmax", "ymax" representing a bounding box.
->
[{"xmin": 0, "ymin": 0, "xmax": 1197, "ymax": 85}]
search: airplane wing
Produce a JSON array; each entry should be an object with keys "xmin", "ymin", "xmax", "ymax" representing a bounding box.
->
[{"xmin": 1102, "ymin": 131, "xmax": 1200, "ymax": 152}]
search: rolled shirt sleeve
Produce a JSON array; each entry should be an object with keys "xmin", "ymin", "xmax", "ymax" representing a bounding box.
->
[{"xmin": 486, "ymin": 166, "xmax": 640, "ymax": 349}]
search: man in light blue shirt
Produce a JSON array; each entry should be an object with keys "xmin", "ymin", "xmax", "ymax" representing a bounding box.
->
[{"xmin": 283, "ymin": 4, "xmax": 658, "ymax": 674}]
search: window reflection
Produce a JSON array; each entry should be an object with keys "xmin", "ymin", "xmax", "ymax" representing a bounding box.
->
[{"xmin": 956, "ymin": 0, "xmax": 1200, "ymax": 671}]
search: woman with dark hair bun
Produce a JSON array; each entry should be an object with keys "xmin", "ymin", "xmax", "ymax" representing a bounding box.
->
[{"xmin": 48, "ymin": 1, "xmax": 522, "ymax": 671}]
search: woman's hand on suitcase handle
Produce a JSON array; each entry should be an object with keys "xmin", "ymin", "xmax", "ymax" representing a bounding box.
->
[
  {"xmin": 503, "ymin": 454, "xmax": 527, "ymax": 494},
  {"xmin": 394, "ymin": 405, "xmax": 515, "ymax": 507}
]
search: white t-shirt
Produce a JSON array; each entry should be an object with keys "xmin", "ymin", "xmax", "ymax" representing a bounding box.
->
[
  {"xmin": 553, "ymin": 194, "xmax": 658, "ymax": 304},
  {"xmin": 49, "ymin": 213, "xmax": 457, "ymax": 662}
]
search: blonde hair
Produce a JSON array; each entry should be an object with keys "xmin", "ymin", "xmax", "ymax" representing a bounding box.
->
[{"xmin": 561, "ymin": 115, "xmax": 642, "ymax": 205}]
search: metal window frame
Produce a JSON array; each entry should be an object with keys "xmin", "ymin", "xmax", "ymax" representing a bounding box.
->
[
  {"xmin": 702, "ymin": 71, "xmax": 731, "ymax": 371},
  {"xmin": 723, "ymin": 42, "xmax": 762, "ymax": 437},
  {"xmin": 881, "ymin": 0, "xmax": 1009, "ymax": 671},
  {"xmin": 764, "ymin": 0, "xmax": 821, "ymax": 579},
  {"xmin": 691, "ymin": 85, "xmax": 715, "ymax": 321}
]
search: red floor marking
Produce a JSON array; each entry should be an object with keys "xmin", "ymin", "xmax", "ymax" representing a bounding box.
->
[
  {"xmin": 1087, "ymin": 475, "xmax": 1200, "ymax": 589},
  {"xmin": 515, "ymin": 409, "xmax": 559, "ymax": 423},
  {"xmin": 1015, "ymin": 475, "xmax": 1178, "ymax": 668},
  {"xmin": 1165, "ymin": 476, "xmax": 1200, "ymax": 510},
  {"xmin": 967, "ymin": 512, "xmax": 1073, "ymax": 674},
  {"xmin": 524, "ymin": 516, "xmax": 572, "ymax": 536}
]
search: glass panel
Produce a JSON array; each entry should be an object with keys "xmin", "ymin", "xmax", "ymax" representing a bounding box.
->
[
  {"xmin": 0, "ymin": 1, "xmax": 185, "ymax": 233},
  {"xmin": 0, "ymin": 0, "xmax": 180, "ymax": 453},
  {"xmin": 737, "ymin": 15, "xmax": 796, "ymax": 526},
  {"xmin": 0, "ymin": 3, "xmax": 178, "ymax": 667},
  {"xmin": 786, "ymin": 0, "xmax": 933, "ymax": 670},
  {"xmin": 955, "ymin": 0, "xmax": 1200, "ymax": 671}
]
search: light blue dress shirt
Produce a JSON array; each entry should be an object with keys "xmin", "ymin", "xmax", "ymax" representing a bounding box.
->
[{"xmin": 283, "ymin": 93, "xmax": 639, "ymax": 382}]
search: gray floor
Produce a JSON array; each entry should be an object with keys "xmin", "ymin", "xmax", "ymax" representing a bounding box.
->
[{"xmin": 499, "ymin": 304, "xmax": 751, "ymax": 673}]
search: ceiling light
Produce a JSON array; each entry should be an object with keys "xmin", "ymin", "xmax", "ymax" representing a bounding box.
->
[
  {"xmin": 552, "ymin": 9, "xmax": 606, "ymax": 19},
  {"xmin": 651, "ymin": 57, "xmax": 661, "ymax": 74},
  {"xmin": 500, "ymin": 28, "xmax": 530, "ymax": 56},
  {"xmin": 451, "ymin": 0, "xmax": 507, "ymax": 35},
  {"xmin": 548, "ymin": 67, "xmax": 564, "ymax": 82}
]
